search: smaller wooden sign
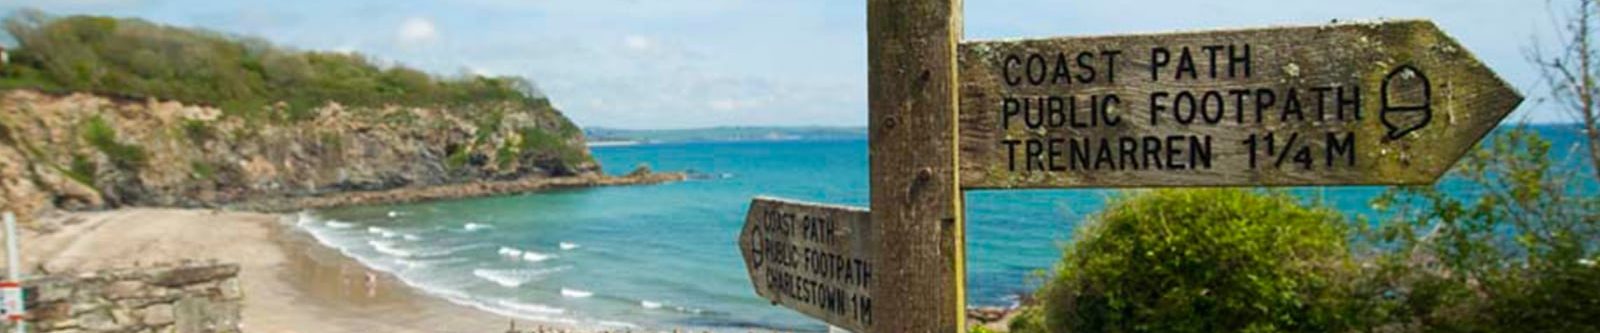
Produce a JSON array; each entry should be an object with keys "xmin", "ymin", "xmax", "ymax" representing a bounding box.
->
[{"xmin": 739, "ymin": 197, "xmax": 875, "ymax": 333}]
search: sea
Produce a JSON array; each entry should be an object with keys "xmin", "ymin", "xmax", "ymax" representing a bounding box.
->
[{"xmin": 295, "ymin": 125, "xmax": 1595, "ymax": 332}]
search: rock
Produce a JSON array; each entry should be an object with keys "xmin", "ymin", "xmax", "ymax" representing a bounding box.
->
[
  {"xmin": 32, "ymin": 280, "xmax": 75, "ymax": 303},
  {"xmin": 140, "ymin": 303, "xmax": 175, "ymax": 326},
  {"xmin": 105, "ymin": 281, "xmax": 146, "ymax": 300},
  {"xmin": 216, "ymin": 279, "xmax": 242, "ymax": 301},
  {"xmin": 967, "ymin": 306, "xmax": 1012, "ymax": 323},
  {"xmin": 627, "ymin": 164, "xmax": 653, "ymax": 177},
  {"xmin": 0, "ymin": 89, "xmax": 603, "ymax": 217},
  {"xmin": 77, "ymin": 309, "xmax": 119, "ymax": 331},
  {"xmin": 150, "ymin": 265, "xmax": 238, "ymax": 287},
  {"xmin": 110, "ymin": 307, "xmax": 134, "ymax": 325}
]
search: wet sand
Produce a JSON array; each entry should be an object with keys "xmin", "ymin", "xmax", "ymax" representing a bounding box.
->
[{"xmin": 2, "ymin": 208, "xmax": 576, "ymax": 333}]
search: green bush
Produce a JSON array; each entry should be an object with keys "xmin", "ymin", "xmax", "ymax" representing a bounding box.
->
[
  {"xmin": 64, "ymin": 153, "xmax": 96, "ymax": 187},
  {"xmin": 1037, "ymin": 189, "xmax": 1354, "ymax": 333},
  {"xmin": 1363, "ymin": 126, "xmax": 1600, "ymax": 333},
  {"xmin": 1007, "ymin": 306, "xmax": 1048, "ymax": 333},
  {"xmin": 80, "ymin": 115, "xmax": 147, "ymax": 170},
  {"xmin": 189, "ymin": 161, "xmax": 215, "ymax": 180},
  {"xmin": 445, "ymin": 147, "xmax": 472, "ymax": 171},
  {"xmin": 518, "ymin": 126, "xmax": 588, "ymax": 165},
  {"xmin": 179, "ymin": 118, "xmax": 214, "ymax": 143},
  {"xmin": 1015, "ymin": 127, "xmax": 1598, "ymax": 333}
]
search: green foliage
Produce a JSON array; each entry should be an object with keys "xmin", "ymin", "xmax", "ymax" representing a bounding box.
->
[
  {"xmin": 64, "ymin": 153, "xmax": 96, "ymax": 187},
  {"xmin": 80, "ymin": 115, "xmax": 146, "ymax": 170},
  {"xmin": 1007, "ymin": 306, "xmax": 1048, "ymax": 333},
  {"xmin": 445, "ymin": 147, "xmax": 472, "ymax": 171},
  {"xmin": 1021, "ymin": 127, "xmax": 1598, "ymax": 333},
  {"xmin": 495, "ymin": 142, "xmax": 517, "ymax": 169},
  {"xmin": 0, "ymin": 10, "xmax": 552, "ymax": 120},
  {"xmin": 519, "ymin": 126, "xmax": 588, "ymax": 165},
  {"xmin": 970, "ymin": 326, "xmax": 1001, "ymax": 333},
  {"xmin": 1362, "ymin": 125, "xmax": 1600, "ymax": 332},
  {"xmin": 189, "ymin": 161, "xmax": 215, "ymax": 180},
  {"xmin": 1038, "ymin": 189, "xmax": 1354, "ymax": 333},
  {"xmin": 179, "ymin": 118, "xmax": 214, "ymax": 143}
]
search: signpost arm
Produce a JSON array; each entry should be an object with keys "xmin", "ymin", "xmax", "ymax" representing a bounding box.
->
[{"xmin": 867, "ymin": 0, "xmax": 964, "ymax": 332}]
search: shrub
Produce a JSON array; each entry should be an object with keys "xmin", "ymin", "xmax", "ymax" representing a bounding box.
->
[
  {"xmin": 518, "ymin": 126, "xmax": 588, "ymax": 165},
  {"xmin": 64, "ymin": 153, "xmax": 96, "ymax": 187},
  {"xmin": 189, "ymin": 161, "xmax": 215, "ymax": 180},
  {"xmin": 1364, "ymin": 125, "xmax": 1600, "ymax": 332},
  {"xmin": 1037, "ymin": 189, "xmax": 1354, "ymax": 333},
  {"xmin": 179, "ymin": 118, "xmax": 214, "ymax": 143},
  {"xmin": 80, "ymin": 115, "xmax": 147, "ymax": 170},
  {"xmin": 445, "ymin": 147, "xmax": 472, "ymax": 171},
  {"xmin": 1007, "ymin": 306, "xmax": 1048, "ymax": 333}
]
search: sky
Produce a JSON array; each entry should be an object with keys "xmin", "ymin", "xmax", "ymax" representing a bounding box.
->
[{"xmin": 0, "ymin": 0, "xmax": 1575, "ymax": 128}]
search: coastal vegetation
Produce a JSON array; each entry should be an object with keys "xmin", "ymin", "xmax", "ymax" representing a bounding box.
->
[
  {"xmin": 0, "ymin": 9, "xmax": 551, "ymax": 122},
  {"xmin": 1005, "ymin": 127, "xmax": 1600, "ymax": 333},
  {"xmin": 0, "ymin": 10, "xmax": 603, "ymax": 221}
]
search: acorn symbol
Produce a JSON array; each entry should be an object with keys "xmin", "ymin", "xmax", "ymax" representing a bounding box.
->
[{"xmin": 1380, "ymin": 65, "xmax": 1432, "ymax": 141}]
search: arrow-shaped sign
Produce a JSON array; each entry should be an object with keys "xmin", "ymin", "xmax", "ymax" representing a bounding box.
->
[
  {"xmin": 739, "ymin": 196, "xmax": 875, "ymax": 333},
  {"xmin": 957, "ymin": 20, "xmax": 1523, "ymax": 189}
]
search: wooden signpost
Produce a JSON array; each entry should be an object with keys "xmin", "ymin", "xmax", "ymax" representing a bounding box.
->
[
  {"xmin": 739, "ymin": 197, "xmax": 875, "ymax": 333},
  {"xmin": 958, "ymin": 20, "xmax": 1521, "ymax": 189},
  {"xmin": 740, "ymin": 2, "xmax": 1522, "ymax": 332}
]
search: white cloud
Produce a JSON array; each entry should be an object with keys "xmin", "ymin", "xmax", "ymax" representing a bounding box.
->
[
  {"xmin": 708, "ymin": 99, "xmax": 741, "ymax": 111},
  {"xmin": 397, "ymin": 17, "xmax": 439, "ymax": 45},
  {"xmin": 622, "ymin": 35, "xmax": 654, "ymax": 51}
]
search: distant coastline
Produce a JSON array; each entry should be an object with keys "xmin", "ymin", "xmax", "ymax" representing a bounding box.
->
[
  {"xmin": 588, "ymin": 140, "xmax": 644, "ymax": 147},
  {"xmin": 585, "ymin": 126, "xmax": 866, "ymax": 144}
]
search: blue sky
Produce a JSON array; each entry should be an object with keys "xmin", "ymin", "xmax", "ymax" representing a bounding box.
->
[{"xmin": 0, "ymin": 0, "xmax": 1571, "ymax": 128}]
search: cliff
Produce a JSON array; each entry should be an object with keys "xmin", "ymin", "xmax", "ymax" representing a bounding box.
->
[
  {"xmin": 0, "ymin": 89, "xmax": 603, "ymax": 222},
  {"xmin": 0, "ymin": 12, "xmax": 672, "ymax": 222}
]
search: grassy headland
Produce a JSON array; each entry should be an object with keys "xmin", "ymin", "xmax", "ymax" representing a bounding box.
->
[{"xmin": 0, "ymin": 10, "xmax": 661, "ymax": 222}]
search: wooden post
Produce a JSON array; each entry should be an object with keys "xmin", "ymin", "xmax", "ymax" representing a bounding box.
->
[{"xmin": 867, "ymin": 0, "xmax": 964, "ymax": 332}]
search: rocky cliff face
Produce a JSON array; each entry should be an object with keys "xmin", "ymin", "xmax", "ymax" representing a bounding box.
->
[{"xmin": 0, "ymin": 90, "xmax": 599, "ymax": 221}]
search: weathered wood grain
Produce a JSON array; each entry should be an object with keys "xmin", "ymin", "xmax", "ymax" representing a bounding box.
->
[
  {"xmin": 958, "ymin": 20, "xmax": 1522, "ymax": 189},
  {"xmin": 868, "ymin": 0, "xmax": 965, "ymax": 332},
  {"xmin": 739, "ymin": 197, "xmax": 875, "ymax": 333}
]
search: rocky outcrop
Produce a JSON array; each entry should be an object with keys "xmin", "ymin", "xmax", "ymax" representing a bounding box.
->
[
  {"xmin": 0, "ymin": 90, "xmax": 603, "ymax": 222},
  {"xmin": 234, "ymin": 172, "xmax": 686, "ymax": 213},
  {"xmin": 0, "ymin": 262, "xmax": 243, "ymax": 333}
]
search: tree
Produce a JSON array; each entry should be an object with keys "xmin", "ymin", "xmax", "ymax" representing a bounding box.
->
[{"xmin": 1530, "ymin": 0, "xmax": 1600, "ymax": 179}]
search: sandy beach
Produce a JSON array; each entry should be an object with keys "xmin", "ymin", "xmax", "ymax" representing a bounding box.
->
[{"xmin": 1, "ymin": 208, "xmax": 572, "ymax": 333}]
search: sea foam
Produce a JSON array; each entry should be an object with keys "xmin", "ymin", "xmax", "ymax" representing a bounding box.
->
[
  {"xmin": 498, "ymin": 247, "xmax": 555, "ymax": 262},
  {"xmin": 368, "ymin": 240, "xmax": 413, "ymax": 257},
  {"xmin": 560, "ymin": 288, "xmax": 593, "ymax": 298},
  {"xmin": 522, "ymin": 251, "xmax": 555, "ymax": 262},
  {"xmin": 472, "ymin": 266, "xmax": 569, "ymax": 288},
  {"xmin": 494, "ymin": 299, "xmax": 566, "ymax": 315}
]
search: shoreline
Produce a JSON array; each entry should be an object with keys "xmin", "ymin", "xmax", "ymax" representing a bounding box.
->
[
  {"xmin": 269, "ymin": 212, "xmax": 584, "ymax": 332},
  {"xmin": 8, "ymin": 208, "xmax": 599, "ymax": 333},
  {"xmin": 227, "ymin": 172, "xmax": 686, "ymax": 213},
  {"xmin": 3, "ymin": 172, "xmax": 691, "ymax": 332}
]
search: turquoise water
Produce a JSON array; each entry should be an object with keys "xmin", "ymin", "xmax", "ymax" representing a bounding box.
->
[{"xmin": 300, "ymin": 126, "xmax": 1594, "ymax": 332}]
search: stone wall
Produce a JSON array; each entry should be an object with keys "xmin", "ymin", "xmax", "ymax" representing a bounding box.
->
[{"xmin": 0, "ymin": 263, "xmax": 242, "ymax": 333}]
